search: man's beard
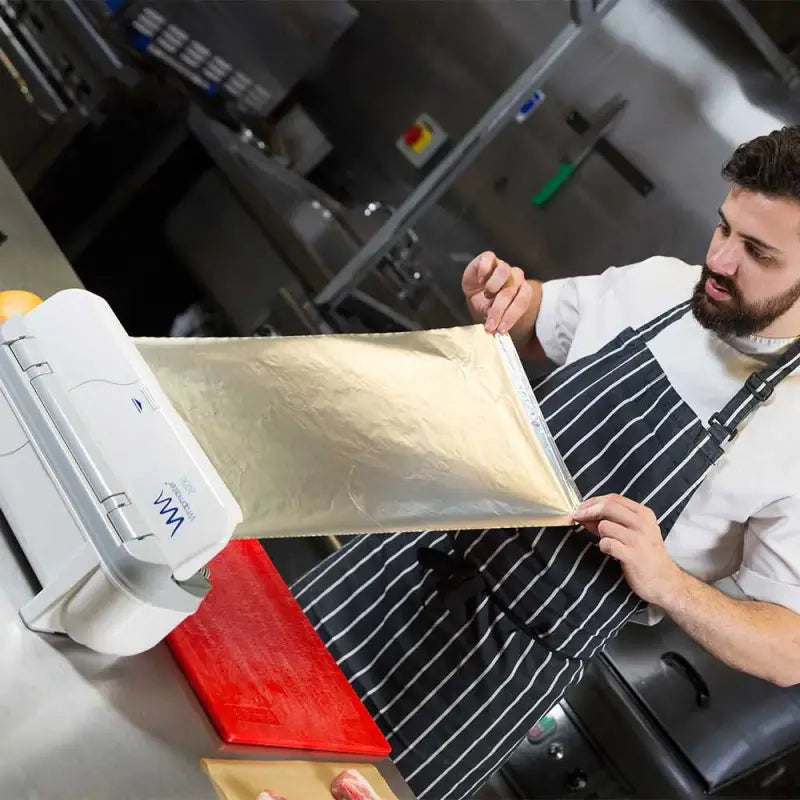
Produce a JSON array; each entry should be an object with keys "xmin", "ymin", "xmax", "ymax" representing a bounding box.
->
[{"xmin": 691, "ymin": 265, "xmax": 800, "ymax": 337}]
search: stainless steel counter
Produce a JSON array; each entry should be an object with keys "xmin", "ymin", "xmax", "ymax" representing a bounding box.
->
[
  {"xmin": 0, "ymin": 157, "xmax": 412, "ymax": 800},
  {"xmin": 0, "ymin": 158, "xmax": 82, "ymax": 297}
]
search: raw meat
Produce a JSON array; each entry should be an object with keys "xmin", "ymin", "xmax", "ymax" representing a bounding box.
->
[
  {"xmin": 256, "ymin": 793, "xmax": 289, "ymax": 800},
  {"xmin": 330, "ymin": 769, "xmax": 382, "ymax": 800}
]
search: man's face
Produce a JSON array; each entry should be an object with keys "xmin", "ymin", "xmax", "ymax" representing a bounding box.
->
[{"xmin": 694, "ymin": 186, "xmax": 800, "ymax": 336}]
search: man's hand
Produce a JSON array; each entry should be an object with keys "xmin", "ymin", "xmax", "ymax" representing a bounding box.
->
[
  {"xmin": 462, "ymin": 251, "xmax": 534, "ymax": 335},
  {"xmin": 574, "ymin": 494, "xmax": 800, "ymax": 686},
  {"xmin": 572, "ymin": 494, "xmax": 681, "ymax": 606}
]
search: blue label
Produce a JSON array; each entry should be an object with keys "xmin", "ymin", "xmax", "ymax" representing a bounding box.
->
[{"xmin": 516, "ymin": 90, "xmax": 545, "ymax": 122}]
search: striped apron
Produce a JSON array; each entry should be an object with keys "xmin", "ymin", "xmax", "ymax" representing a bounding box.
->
[{"xmin": 293, "ymin": 301, "xmax": 800, "ymax": 799}]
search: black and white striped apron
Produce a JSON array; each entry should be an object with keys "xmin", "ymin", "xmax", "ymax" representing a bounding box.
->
[{"xmin": 293, "ymin": 301, "xmax": 800, "ymax": 799}]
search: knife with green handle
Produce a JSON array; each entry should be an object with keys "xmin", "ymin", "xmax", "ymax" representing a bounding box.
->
[
  {"xmin": 532, "ymin": 94, "xmax": 627, "ymax": 207},
  {"xmin": 531, "ymin": 162, "xmax": 577, "ymax": 206}
]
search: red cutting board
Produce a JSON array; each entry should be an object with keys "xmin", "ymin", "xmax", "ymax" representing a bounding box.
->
[{"xmin": 167, "ymin": 539, "xmax": 390, "ymax": 757}]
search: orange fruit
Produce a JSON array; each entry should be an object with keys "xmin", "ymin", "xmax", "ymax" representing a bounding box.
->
[{"xmin": 0, "ymin": 290, "xmax": 43, "ymax": 323}]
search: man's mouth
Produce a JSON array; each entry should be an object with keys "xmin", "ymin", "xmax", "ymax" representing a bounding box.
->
[{"xmin": 705, "ymin": 276, "xmax": 733, "ymax": 302}]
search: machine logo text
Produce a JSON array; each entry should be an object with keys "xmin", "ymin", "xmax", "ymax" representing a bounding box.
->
[{"xmin": 154, "ymin": 489, "xmax": 185, "ymax": 537}]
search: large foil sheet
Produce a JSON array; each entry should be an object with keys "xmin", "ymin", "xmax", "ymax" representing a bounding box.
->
[{"xmin": 136, "ymin": 326, "xmax": 580, "ymax": 539}]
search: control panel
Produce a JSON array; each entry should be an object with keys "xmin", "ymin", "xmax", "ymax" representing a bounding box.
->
[{"xmin": 501, "ymin": 702, "xmax": 632, "ymax": 799}]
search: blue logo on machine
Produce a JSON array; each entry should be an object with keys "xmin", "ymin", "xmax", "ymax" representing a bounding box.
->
[
  {"xmin": 154, "ymin": 489, "xmax": 185, "ymax": 536},
  {"xmin": 132, "ymin": 397, "xmax": 143, "ymax": 413}
]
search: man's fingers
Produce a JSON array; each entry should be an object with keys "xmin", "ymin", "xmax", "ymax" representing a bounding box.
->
[
  {"xmin": 470, "ymin": 294, "xmax": 492, "ymax": 318},
  {"xmin": 464, "ymin": 255, "xmax": 530, "ymax": 332},
  {"xmin": 573, "ymin": 498, "xmax": 639, "ymax": 529},
  {"xmin": 494, "ymin": 282, "xmax": 531, "ymax": 334},
  {"xmin": 580, "ymin": 493, "xmax": 641, "ymax": 512},
  {"xmin": 485, "ymin": 284, "xmax": 520, "ymax": 333},
  {"xmin": 463, "ymin": 251, "xmax": 495, "ymax": 294},
  {"xmin": 475, "ymin": 251, "xmax": 498, "ymax": 283},
  {"xmin": 468, "ymin": 251, "xmax": 498, "ymax": 288},
  {"xmin": 597, "ymin": 536, "xmax": 629, "ymax": 561},
  {"xmin": 597, "ymin": 519, "xmax": 634, "ymax": 545},
  {"xmin": 483, "ymin": 261, "xmax": 513, "ymax": 296}
]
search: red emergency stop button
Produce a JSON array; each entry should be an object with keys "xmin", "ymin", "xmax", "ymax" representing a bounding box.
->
[{"xmin": 404, "ymin": 123, "xmax": 424, "ymax": 146}]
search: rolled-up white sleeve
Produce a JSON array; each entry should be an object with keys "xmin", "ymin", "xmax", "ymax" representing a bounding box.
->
[{"xmin": 734, "ymin": 496, "xmax": 800, "ymax": 614}]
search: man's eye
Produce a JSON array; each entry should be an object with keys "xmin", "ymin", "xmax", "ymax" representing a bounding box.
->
[
  {"xmin": 746, "ymin": 243, "xmax": 771, "ymax": 263},
  {"xmin": 718, "ymin": 223, "xmax": 730, "ymax": 236}
]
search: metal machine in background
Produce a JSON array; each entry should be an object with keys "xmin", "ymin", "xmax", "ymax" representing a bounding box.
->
[
  {"xmin": 0, "ymin": 0, "xmax": 635, "ymax": 339},
  {"xmin": 1, "ymin": 0, "xmax": 629, "ymax": 339},
  {"xmin": 115, "ymin": 0, "xmax": 358, "ymax": 118},
  {"xmin": 0, "ymin": 0, "xmax": 131, "ymax": 123},
  {"xmin": 0, "ymin": 0, "xmax": 356, "ymax": 188},
  {"xmin": 163, "ymin": 0, "xmax": 630, "ymax": 339},
  {"xmin": 0, "ymin": 0, "xmax": 357, "ymax": 122},
  {"xmin": 0, "ymin": 0, "xmax": 463, "ymax": 339},
  {"xmin": 165, "ymin": 108, "xmax": 469, "ymax": 338}
]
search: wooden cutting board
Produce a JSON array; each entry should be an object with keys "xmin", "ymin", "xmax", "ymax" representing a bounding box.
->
[{"xmin": 203, "ymin": 759, "xmax": 399, "ymax": 800}]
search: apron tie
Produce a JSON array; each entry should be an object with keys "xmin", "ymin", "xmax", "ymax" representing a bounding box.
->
[
  {"xmin": 417, "ymin": 545, "xmax": 588, "ymax": 663},
  {"xmin": 416, "ymin": 547, "xmax": 485, "ymax": 607}
]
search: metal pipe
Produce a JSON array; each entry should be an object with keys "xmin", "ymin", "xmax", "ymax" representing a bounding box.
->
[
  {"xmin": 349, "ymin": 289, "xmax": 423, "ymax": 331},
  {"xmin": 314, "ymin": 0, "xmax": 618, "ymax": 309},
  {"xmin": 718, "ymin": 0, "xmax": 800, "ymax": 89}
]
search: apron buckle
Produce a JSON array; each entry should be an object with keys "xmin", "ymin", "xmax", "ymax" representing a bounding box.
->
[
  {"xmin": 707, "ymin": 413, "xmax": 736, "ymax": 446},
  {"xmin": 745, "ymin": 373, "xmax": 774, "ymax": 402}
]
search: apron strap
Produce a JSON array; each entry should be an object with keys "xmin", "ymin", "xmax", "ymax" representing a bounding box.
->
[
  {"xmin": 631, "ymin": 297, "xmax": 800, "ymax": 446},
  {"xmin": 636, "ymin": 300, "xmax": 692, "ymax": 343},
  {"xmin": 706, "ymin": 336, "xmax": 800, "ymax": 446}
]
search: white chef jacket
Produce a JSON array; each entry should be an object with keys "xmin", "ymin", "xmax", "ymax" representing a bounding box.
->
[{"xmin": 536, "ymin": 256, "xmax": 800, "ymax": 616}]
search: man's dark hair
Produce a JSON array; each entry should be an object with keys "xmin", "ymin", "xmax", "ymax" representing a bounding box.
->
[{"xmin": 722, "ymin": 125, "xmax": 800, "ymax": 199}]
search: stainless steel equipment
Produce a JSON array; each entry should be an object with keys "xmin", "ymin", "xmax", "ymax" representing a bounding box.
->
[
  {"xmin": 502, "ymin": 590, "xmax": 800, "ymax": 799},
  {"xmin": 0, "ymin": 0, "xmax": 132, "ymax": 122},
  {"xmin": 166, "ymin": 107, "xmax": 469, "ymax": 336},
  {"xmin": 602, "ymin": 611, "xmax": 800, "ymax": 795},
  {"xmin": 115, "ymin": 0, "xmax": 358, "ymax": 118},
  {"xmin": 0, "ymin": 0, "xmax": 357, "ymax": 123},
  {"xmin": 313, "ymin": 0, "xmax": 621, "ymax": 311},
  {"xmin": 0, "ymin": 0, "xmax": 357, "ymax": 192}
]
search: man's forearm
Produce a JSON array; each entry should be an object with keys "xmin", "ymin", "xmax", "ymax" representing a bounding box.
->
[
  {"xmin": 573, "ymin": 495, "xmax": 800, "ymax": 687},
  {"xmin": 659, "ymin": 569, "xmax": 800, "ymax": 686}
]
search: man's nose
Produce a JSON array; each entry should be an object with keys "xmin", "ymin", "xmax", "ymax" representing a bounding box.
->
[{"xmin": 707, "ymin": 241, "xmax": 738, "ymax": 276}]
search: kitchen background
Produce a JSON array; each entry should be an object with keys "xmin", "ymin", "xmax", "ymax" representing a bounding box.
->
[
  {"xmin": 3, "ymin": 0, "xmax": 800, "ymax": 797},
  {"xmin": 2, "ymin": 0, "xmax": 798, "ymax": 339}
]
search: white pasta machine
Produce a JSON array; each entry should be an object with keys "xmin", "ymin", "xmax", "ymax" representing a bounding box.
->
[{"xmin": 0, "ymin": 289, "xmax": 242, "ymax": 656}]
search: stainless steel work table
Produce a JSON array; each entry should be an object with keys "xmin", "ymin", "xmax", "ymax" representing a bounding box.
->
[{"xmin": 0, "ymin": 156, "xmax": 412, "ymax": 800}]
